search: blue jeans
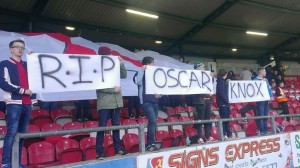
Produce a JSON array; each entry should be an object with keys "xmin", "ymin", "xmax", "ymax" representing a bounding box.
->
[
  {"xmin": 75, "ymin": 100, "xmax": 90, "ymax": 120},
  {"xmin": 96, "ymin": 108, "xmax": 121, "ymax": 156},
  {"xmin": 2, "ymin": 104, "xmax": 32, "ymax": 165},
  {"xmin": 256, "ymin": 101, "xmax": 269, "ymax": 134},
  {"xmin": 142, "ymin": 102, "xmax": 158, "ymax": 145},
  {"xmin": 195, "ymin": 99, "xmax": 212, "ymax": 139},
  {"xmin": 218, "ymin": 105, "xmax": 232, "ymax": 137}
]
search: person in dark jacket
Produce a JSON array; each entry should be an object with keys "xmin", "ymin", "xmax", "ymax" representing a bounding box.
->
[
  {"xmin": 216, "ymin": 69, "xmax": 233, "ymax": 140},
  {"xmin": 0, "ymin": 39, "xmax": 37, "ymax": 168},
  {"xmin": 192, "ymin": 62, "xmax": 215, "ymax": 144},
  {"xmin": 136, "ymin": 56, "xmax": 161, "ymax": 151},
  {"xmin": 96, "ymin": 54, "xmax": 127, "ymax": 160}
]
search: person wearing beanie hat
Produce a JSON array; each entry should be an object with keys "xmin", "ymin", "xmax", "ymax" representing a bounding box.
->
[{"xmin": 192, "ymin": 61, "xmax": 216, "ymax": 144}]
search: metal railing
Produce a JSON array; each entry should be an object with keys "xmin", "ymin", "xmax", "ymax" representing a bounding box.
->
[{"xmin": 2, "ymin": 113, "xmax": 300, "ymax": 168}]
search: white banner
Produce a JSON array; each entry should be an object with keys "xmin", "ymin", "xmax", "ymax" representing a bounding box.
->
[
  {"xmin": 290, "ymin": 132, "xmax": 300, "ymax": 167},
  {"xmin": 137, "ymin": 134, "xmax": 291, "ymax": 168},
  {"xmin": 27, "ymin": 53, "xmax": 120, "ymax": 93},
  {"xmin": 229, "ymin": 80, "xmax": 271, "ymax": 103},
  {"xmin": 145, "ymin": 66, "xmax": 213, "ymax": 95}
]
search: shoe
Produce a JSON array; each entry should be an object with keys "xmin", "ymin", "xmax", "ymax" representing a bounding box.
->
[
  {"xmin": 129, "ymin": 114, "xmax": 135, "ymax": 119},
  {"xmin": 197, "ymin": 138, "xmax": 204, "ymax": 144},
  {"xmin": 206, "ymin": 137, "xmax": 216, "ymax": 143},
  {"xmin": 146, "ymin": 144, "xmax": 159, "ymax": 152},
  {"xmin": 140, "ymin": 116, "xmax": 146, "ymax": 118},
  {"xmin": 76, "ymin": 118, "xmax": 82, "ymax": 122},
  {"xmin": 117, "ymin": 150, "xmax": 128, "ymax": 155},
  {"xmin": 97, "ymin": 156, "xmax": 104, "ymax": 160},
  {"xmin": 224, "ymin": 135, "xmax": 228, "ymax": 141},
  {"xmin": 2, "ymin": 164, "xmax": 11, "ymax": 168},
  {"xmin": 83, "ymin": 118, "xmax": 89, "ymax": 121}
]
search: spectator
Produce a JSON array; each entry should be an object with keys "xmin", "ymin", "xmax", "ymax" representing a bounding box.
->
[
  {"xmin": 240, "ymin": 102, "xmax": 259, "ymax": 127},
  {"xmin": 0, "ymin": 39, "xmax": 37, "ymax": 168},
  {"xmin": 75, "ymin": 100, "xmax": 90, "ymax": 122},
  {"xmin": 136, "ymin": 56, "xmax": 160, "ymax": 151},
  {"xmin": 179, "ymin": 57, "xmax": 184, "ymax": 63},
  {"xmin": 227, "ymin": 70, "xmax": 237, "ymax": 80},
  {"xmin": 216, "ymin": 69, "xmax": 233, "ymax": 140},
  {"xmin": 253, "ymin": 67, "xmax": 273, "ymax": 135},
  {"xmin": 192, "ymin": 62, "xmax": 215, "ymax": 143},
  {"xmin": 275, "ymin": 81, "xmax": 290, "ymax": 121},
  {"xmin": 240, "ymin": 67, "xmax": 252, "ymax": 80},
  {"xmin": 96, "ymin": 56, "xmax": 127, "ymax": 160}
]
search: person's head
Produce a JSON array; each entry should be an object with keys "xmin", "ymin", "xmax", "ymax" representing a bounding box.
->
[
  {"xmin": 274, "ymin": 70, "xmax": 278, "ymax": 75},
  {"xmin": 218, "ymin": 69, "xmax": 227, "ymax": 79},
  {"xmin": 142, "ymin": 56, "xmax": 154, "ymax": 66},
  {"xmin": 179, "ymin": 57, "xmax": 184, "ymax": 63},
  {"xmin": 98, "ymin": 46, "xmax": 112, "ymax": 55},
  {"xmin": 9, "ymin": 39, "xmax": 25, "ymax": 58},
  {"xmin": 257, "ymin": 67, "xmax": 266, "ymax": 77},
  {"xmin": 194, "ymin": 61, "xmax": 205, "ymax": 70},
  {"xmin": 279, "ymin": 81, "xmax": 284, "ymax": 87}
]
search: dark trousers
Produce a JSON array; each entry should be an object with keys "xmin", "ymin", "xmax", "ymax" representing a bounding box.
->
[
  {"xmin": 218, "ymin": 105, "xmax": 232, "ymax": 137},
  {"xmin": 279, "ymin": 101, "xmax": 290, "ymax": 121},
  {"xmin": 194, "ymin": 99, "xmax": 212, "ymax": 139},
  {"xmin": 75, "ymin": 100, "xmax": 90, "ymax": 120},
  {"xmin": 128, "ymin": 96, "xmax": 140, "ymax": 117},
  {"xmin": 256, "ymin": 101, "xmax": 269, "ymax": 135},
  {"xmin": 96, "ymin": 108, "xmax": 121, "ymax": 156},
  {"xmin": 240, "ymin": 104, "xmax": 259, "ymax": 127}
]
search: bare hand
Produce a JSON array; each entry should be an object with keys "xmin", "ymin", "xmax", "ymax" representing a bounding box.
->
[
  {"xmin": 25, "ymin": 89, "xmax": 32, "ymax": 96},
  {"xmin": 114, "ymin": 86, "xmax": 121, "ymax": 93},
  {"xmin": 118, "ymin": 57, "xmax": 123, "ymax": 63}
]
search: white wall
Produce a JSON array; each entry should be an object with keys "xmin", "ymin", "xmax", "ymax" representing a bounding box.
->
[{"xmin": 281, "ymin": 61, "xmax": 300, "ymax": 75}]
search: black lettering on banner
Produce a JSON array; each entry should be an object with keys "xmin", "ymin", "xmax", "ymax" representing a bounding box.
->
[
  {"xmin": 101, "ymin": 56, "xmax": 115, "ymax": 82},
  {"xmin": 230, "ymin": 83, "xmax": 237, "ymax": 99},
  {"xmin": 201, "ymin": 71, "xmax": 212, "ymax": 92},
  {"xmin": 38, "ymin": 54, "xmax": 66, "ymax": 88},
  {"xmin": 153, "ymin": 68, "xmax": 167, "ymax": 88},
  {"xmin": 255, "ymin": 82, "xmax": 264, "ymax": 97},
  {"xmin": 189, "ymin": 71, "xmax": 201, "ymax": 88},
  {"xmin": 167, "ymin": 69, "xmax": 179, "ymax": 88},
  {"xmin": 69, "ymin": 55, "xmax": 92, "ymax": 84},
  {"xmin": 246, "ymin": 83, "xmax": 255, "ymax": 97},
  {"xmin": 178, "ymin": 71, "xmax": 188, "ymax": 88},
  {"xmin": 237, "ymin": 83, "xmax": 246, "ymax": 98}
]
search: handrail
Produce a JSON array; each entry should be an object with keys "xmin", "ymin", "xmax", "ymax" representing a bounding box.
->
[{"xmin": 7, "ymin": 113, "xmax": 300, "ymax": 168}]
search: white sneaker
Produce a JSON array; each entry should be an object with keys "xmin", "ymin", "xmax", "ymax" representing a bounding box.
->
[
  {"xmin": 206, "ymin": 137, "xmax": 217, "ymax": 143},
  {"xmin": 224, "ymin": 135, "xmax": 228, "ymax": 141},
  {"xmin": 198, "ymin": 138, "xmax": 204, "ymax": 144}
]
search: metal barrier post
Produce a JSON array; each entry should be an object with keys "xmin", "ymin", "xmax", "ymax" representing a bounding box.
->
[
  {"xmin": 11, "ymin": 134, "xmax": 20, "ymax": 168},
  {"xmin": 218, "ymin": 120, "xmax": 224, "ymax": 141},
  {"xmin": 138, "ymin": 124, "xmax": 146, "ymax": 153},
  {"xmin": 270, "ymin": 115, "xmax": 277, "ymax": 134}
]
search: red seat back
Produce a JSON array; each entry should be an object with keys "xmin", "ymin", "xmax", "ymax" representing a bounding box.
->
[
  {"xmin": 28, "ymin": 142, "xmax": 56, "ymax": 164},
  {"xmin": 122, "ymin": 133, "xmax": 139, "ymax": 153}
]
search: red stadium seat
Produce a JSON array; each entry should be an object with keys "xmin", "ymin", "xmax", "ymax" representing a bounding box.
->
[
  {"xmin": 167, "ymin": 116, "xmax": 182, "ymax": 131},
  {"xmin": 24, "ymin": 125, "xmax": 44, "ymax": 148},
  {"xmin": 30, "ymin": 109, "xmax": 52, "ymax": 129},
  {"xmin": 80, "ymin": 137, "xmax": 96, "ymax": 160},
  {"xmin": 137, "ymin": 117, "xmax": 148, "ymax": 124},
  {"xmin": 288, "ymin": 107, "xmax": 295, "ymax": 115},
  {"xmin": 41, "ymin": 123, "xmax": 66, "ymax": 146},
  {"xmin": 155, "ymin": 130, "xmax": 174, "ymax": 148},
  {"xmin": 63, "ymin": 122, "xmax": 89, "ymax": 142},
  {"xmin": 167, "ymin": 107, "xmax": 180, "ymax": 118},
  {"xmin": 294, "ymin": 124, "xmax": 300, "ymax": 131},
  {"xmin": 283, "ymin": 125, "xmax": 294, "ymax": 132},
  {"xmin": 0, "ymin": 126, "xmax": 7, "ymax": 135},
  {"xmin": 0, "ymin": 111, "xmax": 6, "ymax": 126},
  {"xmin": 210, "ymin": 126, "xmax": 219, "ymax": 140},
  {"xmin": 103, "ymin": 134, "xmax": 115, "ymax": 157},
  {"xmin": 185, "ymin": 127, "xmax": 197, "ymax": 137},
  {"xmin": 231, "ymin": 124, "xmax": 242, "ymax": 132},
  {"xmin": 295, "ymin": 106, "xmax": 300, "ymax": 114},
  {"xmin": 281, "ymin": 120, "xmax": 291, "ymax": 127},
  {"xmin": 90, "ymin": 108, "xmax": 99, "ymax": 120},
  {"xmin": 179, "ymin": 116, "xmax": 192, "ymax": 128},
  {"xmin": 120, "ymin": 107, "xmax": 129, "ymax": 119},
  {"xmin": 84, "ymin": 121, "xmax": 99, "ymax": 128},
  {"xmin": 51, "ymin": 109, "xmax": 72, "ymax": 126},
  {"xmin": 122, "ymin": 119, "xmax": 138, "ymax": 134},
  {"xmin": 275, "ymin": 117, "xmax": 284, "ymax": 125},
  {"xmin": 55, "ymin": 139, "xmax": 83, "ymax": 164},
  {"xmin": 175, "ymin": 106, "xmax": 185, "ymax": 113},
  {"xmin": 156, "ymin": 117, "xmax": 168, "ymax": 132},
  {"xmin": 28, "ymin": 142, "xmax": 60, "ymax": 167},
  {"xmin": 230, "ymin": 108, "xmax": 239, "ymax": 116},
  {"xmin": 169, "ymin": 129, "xmax": 185, "ymax": 146},
  {"xmin": 122, "ymin": 133, "xmax": 139, "ymax": 153},
  {"xmin": 271, "ymin": 101, "xmax": 279, "ymax": 109}
]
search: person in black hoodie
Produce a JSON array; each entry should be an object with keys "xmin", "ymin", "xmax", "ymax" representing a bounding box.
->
[{"xmin": 216, "ymin": 69, "xmax": 233, "ymax": 140}]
